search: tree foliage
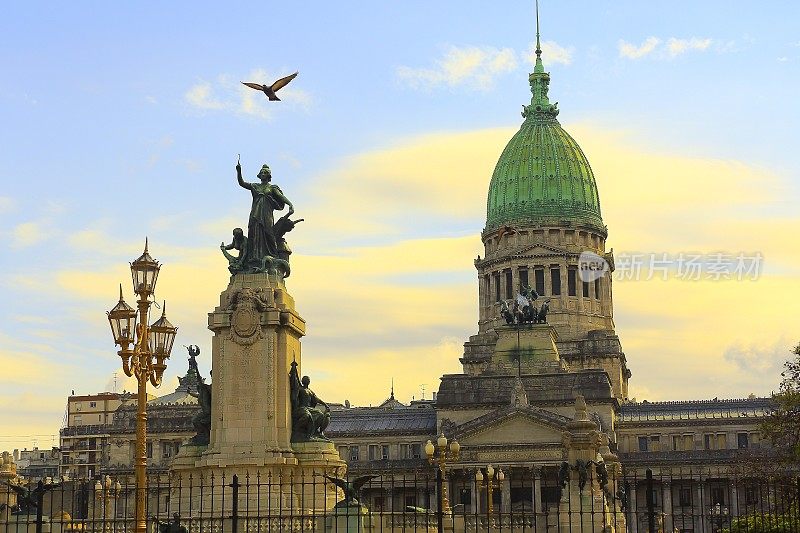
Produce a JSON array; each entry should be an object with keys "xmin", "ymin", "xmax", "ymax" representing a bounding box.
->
[
  {"xmin": 759, "ymin": 342, "xmax": 800, "ymax": 467},
  {"xmin": 724, "ymin": 505, "xmax": 800, "ymax": 533}
]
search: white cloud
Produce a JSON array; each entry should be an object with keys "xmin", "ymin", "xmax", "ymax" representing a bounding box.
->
[
  {"xmin": 185, "ymin": 81, "xmax": 225, "ymax": 110},
  {"xmin": 0, "ymin": 196, "xmax": 13, "ymax": 214},
  {"xmin": 397, "ymin": 45, "xmax": 517, "ymax": 91},
  {"xmin": 619, "ymin": 36, "xmax": 716, "ymax": 60},
  {"xmin": 11, "ymin": 221, "xmax": 48, "ymax": 248},
  {"xmin": 777, "ymin": 56, "xmax": 789, "ymax": 62},
  {"xmin": 666, "ymin": 37, "xmax": 713, "ymax": 57},
  {"xmin": 184, "ymin": 69, "xmax": 311, "ymax": 120},
  {"xmin": 527, "ymin": 40, "xmax": 574, "ymax": 66},
  {"xmin": 618, "ymin": 37, "xmax": 661, "ymax": 59}
]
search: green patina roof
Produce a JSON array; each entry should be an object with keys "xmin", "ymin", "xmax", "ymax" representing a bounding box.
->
[{"xmin": 485, "ymin": 35, "xmax": 604, "ymax": 233}]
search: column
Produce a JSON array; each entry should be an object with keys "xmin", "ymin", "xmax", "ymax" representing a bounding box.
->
[
  {"xmin": 532, "ymin": 467, "xmax": 543, "ymax": 515},
  {"xmin": 662, "ymin": 481, "xmax": 673, "ymax": 533},
  {"xmin": 696, "ymin": 482, "xmax": 705, "ymax": 533},
  {"xmin": 730, "ymin": 484, "xmax": 739, "ymax": 517},
  {"xmin": 501, "ymin": 471, "xmax": 511, "ymax": 513},
  {"xmin": 511, "ymin": 267, "xmax": 519, "ymax": 297},
  {"xmin": 470, "ymin": 479, "xmax": 478, "ymax": 514},
  {"xmin": 629, "ymin": 484, "xmax": 639, "ymax": 533}
]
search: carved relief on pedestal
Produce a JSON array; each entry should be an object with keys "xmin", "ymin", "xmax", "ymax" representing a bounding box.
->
[{"xmin": 228, "ymin": 287, "xmax": 268, "ymax": 345}]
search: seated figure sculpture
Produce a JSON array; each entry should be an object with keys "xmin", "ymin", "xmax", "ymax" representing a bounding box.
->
[{"xmin": 289, "ymin": 360, "xmax": 330, "ymax": 441}]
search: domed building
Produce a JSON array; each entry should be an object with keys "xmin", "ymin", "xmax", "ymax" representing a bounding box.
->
[
  {"xmin": 464, "ymin": 34, "xmax": 629, "ymax": 400},
  {"xmin": 327, "ymin": 20, "xmax": 773, "ymax": 529}
]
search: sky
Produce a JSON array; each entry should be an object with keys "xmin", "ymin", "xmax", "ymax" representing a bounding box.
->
[{"xmin": 1, "ymin": 1, "xmax": 799, "ymax": 450}]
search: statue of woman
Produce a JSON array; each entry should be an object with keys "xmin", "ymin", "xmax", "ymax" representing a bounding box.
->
[{"xmin": 236, "ymin": 158, "xmax": 294, "ymax": 272}]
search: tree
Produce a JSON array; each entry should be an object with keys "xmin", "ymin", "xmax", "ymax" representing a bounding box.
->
[{"xmin": 759, "ymin": 342, "xmax": 800, "ymax": 468}]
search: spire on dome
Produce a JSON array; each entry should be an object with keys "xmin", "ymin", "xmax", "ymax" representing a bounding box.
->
[
  {"xmin": 534, "ymin": 0, "xmax": 544, "ymax": 73},
  {"xmin": 522, "ymin": 0, "xmax": 559, "ymax": 120}
]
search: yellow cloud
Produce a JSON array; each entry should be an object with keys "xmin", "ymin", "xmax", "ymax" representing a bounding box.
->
[{"xmin": 13, "ymin": 122, "xmax": 800, "ymax": 411}]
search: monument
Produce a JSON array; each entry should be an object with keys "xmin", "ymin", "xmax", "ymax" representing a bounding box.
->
[{"xmin": 170, "ymin": 157, "xmax": 345, "ymax": 516}]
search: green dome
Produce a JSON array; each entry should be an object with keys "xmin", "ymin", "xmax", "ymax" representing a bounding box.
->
[{"xmin": 485, "ymin": 45, "xmax": 604, "ymax": 233}]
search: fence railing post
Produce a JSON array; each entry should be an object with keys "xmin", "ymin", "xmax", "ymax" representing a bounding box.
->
[
  {"xmin": 229, "ymin": 474, "xmax": 239, "ymax": 533},
  {"xmin": 436, "ymin": 467, "xmax": 444, "ymax": 533},
  {"xmin": 645, "ymin": 469, "xmax": 655, "ymax": 533},
  {"xmin": 35, "ymin": 480, "xmax": 44, "ymax": 533}
]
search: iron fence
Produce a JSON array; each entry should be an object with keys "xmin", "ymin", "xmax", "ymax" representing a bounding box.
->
[{"xmin": 2, "ymin": 466, "xmax": 798, "ymax": 532}]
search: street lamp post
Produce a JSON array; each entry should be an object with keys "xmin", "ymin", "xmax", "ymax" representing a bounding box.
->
[
  {"xmin": 107, "ymin": 240, "xmax": 177, "ymax": 533},
  {"xmin": 475, "ymin": 465, "xmax": 505, "ymax": 517},
  {"xmin": 425, "ymin": 433, "xmax": 460, "ymax": 513}
]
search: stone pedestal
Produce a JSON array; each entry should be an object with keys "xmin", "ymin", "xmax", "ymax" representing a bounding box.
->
[
  {"xmin": 324, "ymin": 503, "xmax": 370, "ymax": 532},
  {"xmin": 171, "ymin": 273, "xmax": 345, "ymax": 514},
  {"xmin": 493, "ymin": 324, "xmax": 567, "ymax": 373}
]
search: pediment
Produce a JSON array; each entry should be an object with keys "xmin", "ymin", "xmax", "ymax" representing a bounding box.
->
[
  {"xmin": 449, "ymin": 406, "xmax": 569, "ymax": 446},
  {"xmin": 512, "ymin": 242, "xmax": 570, "ymax": 258}
]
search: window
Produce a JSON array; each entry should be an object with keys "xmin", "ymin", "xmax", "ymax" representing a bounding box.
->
[
  {"xmin": 737, "ymin": 433, "xmax": 749, "ymax": 449},
  {"xmin": 338, "ymin": 446, "xmax": 348, "ymax": 460},
  {"xmin": 381, "ymin": 445, "xmax": 389, "ymax": 460},
  {"xmin": 594, "ymin": 278, "xmax": 601, "ymax": 299},
  {"xmin": 505, "ymin": 270, "xmax": 513, "ymax": 299},
  {"xmin": 459, "ymin": 488, "xmax": 471, "ymax": 507},
  {"xmin": 704, "ymin": 434, "xmax": 716, "ymax": 450},
  {"xmin": 162, "ymin": 442, "xmax": 173, "ymax": 458},
  {"xmin": 405, "ymin": 494, "xmax": 416, "ymax": 507},
  {"xmin": 744, "ymin": 486, "xmax": 759, "ymax": 505},
  {"xmin": 411, "ymin": 443, "xmax": 422, "ymax": 459},
  {"xmin": 349, "ymin": 445, "xmax": 359, "ymax": 462},
  {"xmin": 74, "ymin": 415, "xmax": 82, "ymax": 425},
  {"xmin": 518, "ymin": 269, "xmax": 529, "ymax": 291},
  {"xmin": 89, "ymin": 401, "xmax": 97, "ymax": 408},
  {"xmin": 673, "ymin": 435, "xmax": 682, "ymax": 451},
  {"xmin": 550, "ymin": 267, "xmax": 561, "ymax": 295},
  {"xmin": 368, "ymin": 444, "xmax": 378, "ymax": 461},
  {"xmin": 399, "ymin": 444, "xmax": 410, "ymax": 459},
  {"xmin": 679, "ymin": 487, "xmax": 692, "ymax": 507},
  {"xmin": 638, "ymin": 436, "xmax": 649, "ymax": 452},
  {"xmin": 710, "ymin": 487, "xmax": 725, "ymax": 506},
  {"xmin": 494, "ymin": 273, "xmax": 500, "ymax": 302},
  {"xmin": 567, "ymin": 268, "xmax": 577, "ymax": 296},
  {"xmin": 146, "ymin": 442, "xmax": 153, "ymax": 459},
  {"xmin": 374, "ymin": 496, "xmax": 385, "ymax": 512},
  {"xmin": 541, "ymin": 487, "xmax": 561, "ymax": 504},
  {"xmin": 582, "ymin": 281, "xmax": 590, "ymax": 298},
  {"xmin": 650, "ymin": 435, "xmax": 661, "ymax": 452},
  {"xmin": 534, "ymin": 268, "xmax": 545, "ymax": 296}
]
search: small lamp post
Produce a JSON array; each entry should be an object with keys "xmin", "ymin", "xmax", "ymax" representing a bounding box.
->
[
  {"xmin": 107, "ymin": 240, "xmax": 177, "ymax": 533},
  {"xmin": 425, "ymin": 433, "xmax": 460, "ymax": 513},
  {"xmin": 708, "ymin": 503, "xmax": 729, "ymax": 532},
  {"xmin": 475, "ymin": 465, "xmax": 504, "ymax": 516},
  {"xmin": 94, "ymin": 475, "xmax": 122, "ymax": 531}
]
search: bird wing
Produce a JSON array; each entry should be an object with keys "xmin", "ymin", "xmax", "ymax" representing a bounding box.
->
[
  {"xmin": 270, "ymin": 72, "xmax": 298, "ymax": 92},
  {"xmin": 241, "ymin": 82, "xmax": 266, "ymax": 91},
  {"xmin": 323, "ymin": 475, "xmax": 348, "ymax": 492},
  {"xmin": 352, "ymin": 475, "xmax": 378, "ymax": 490}
]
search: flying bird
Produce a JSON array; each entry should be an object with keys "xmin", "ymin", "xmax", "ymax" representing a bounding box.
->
[{"xmin": 241, "ymin": 72, "xmax": 299, "ymax": 101}]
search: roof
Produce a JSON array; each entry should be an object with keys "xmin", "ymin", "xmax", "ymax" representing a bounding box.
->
[
  {"xmin": 148, "ymin": 360, "xmax": 202, "ymax": 406},
  {"xmin": 485, "ymin": 45, "xmax": 603, "ymax": 233},
  {"xmin": 327, "ymin": 404, "xmax": 437, "ymax": 437},
  {"xmin": 618, "ymin": 397, "xmax": 774, "ymax": 422},
  {"xmin": 437, "ymin": 370, "xmax": 614, "ymax": 408}
]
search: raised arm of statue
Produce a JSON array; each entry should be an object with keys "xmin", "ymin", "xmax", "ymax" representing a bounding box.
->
[{"xmin": 236, "ymin": 158, "xmax": 252, "ymax": 191}]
